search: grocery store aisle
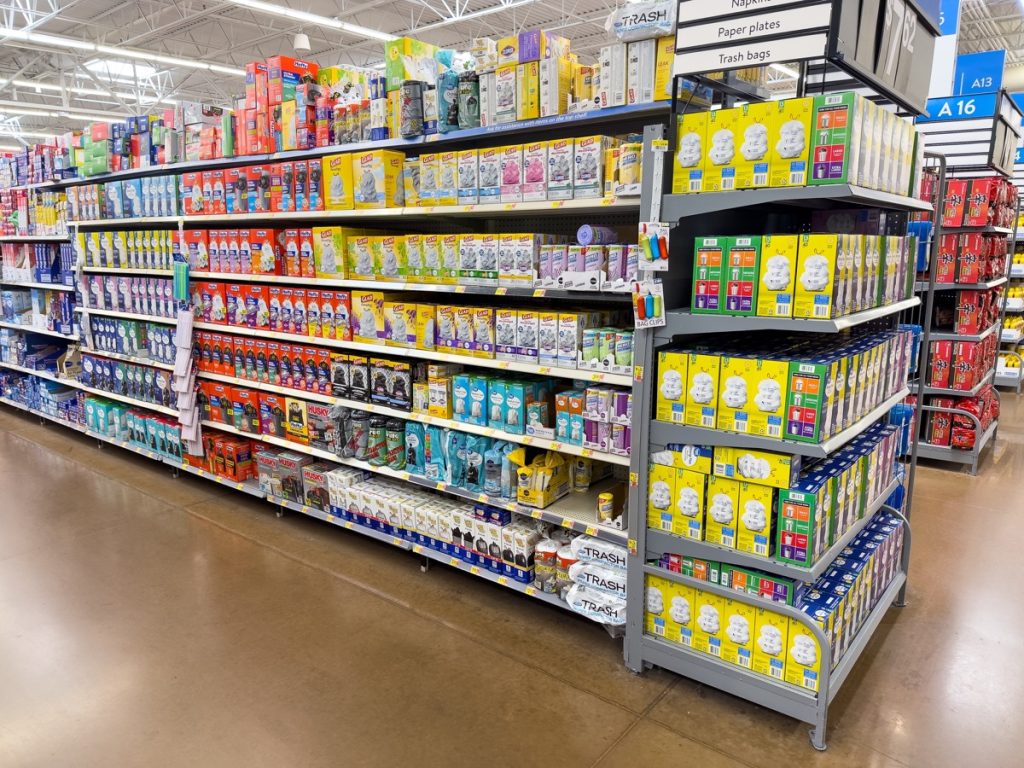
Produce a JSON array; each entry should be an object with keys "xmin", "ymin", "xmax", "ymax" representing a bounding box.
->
[{"xmin": 1, "ymin": 399, "xmax": 1022, "ymax": 768}]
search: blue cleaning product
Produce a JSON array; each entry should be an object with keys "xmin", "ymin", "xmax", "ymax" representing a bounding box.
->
[
  {"xmin": 445, "ymin": 429, "xmax": 466, "ymax": 487},
  {"xmin": 463, "ymin": 434, "xmax": 489, "ymax": 493},
  {"xmin": 424, "ymin": 425, "xmax": 446, "ymax": 480},
  {"xmin": 499, "ymin": 441, "xmax": 517, "ymax": 499},
  {"xmin": 405, "ymin": 421, "xmax": 426, "ymax": 474},
  {"xmin": 483, "ymin": 441, "xmax": 503, "ymax": 496}
]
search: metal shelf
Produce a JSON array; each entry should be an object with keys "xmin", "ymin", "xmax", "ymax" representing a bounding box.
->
[
  {"xmin": 272, "ymin": 497, "xmax": 569, "ymax": 611},
  {"xmin": 1001, "ymin": 329, "xmax": 1022, "ymax": 344},
  {"xmin": 659, "ymin": 298, "xmax": 920, "ymax": 338},
  {"xmin": 662, "ymin": 185, "xmax": 932, "ymax": 220},
  {"xmin": 939, "ymin": 225, "xmax": 1013, "ymax": 234},
  {"xmin": 75, "ymin": 307, "xmax": 177, "ymax": 324},
  {"xmin": 917, "ymin": 369, "xmax": 995, "ymax": 397},
  {"xmin": 640, "ymin": 564, "xmax": 907, "ymax": 708},
  {"xmin": 0, "ymin": 280, "xmax": 74, "ymax": 291},
  {"xmin": 197, "ymin": 370, "xmax": 630, "ymax": 466},
  {"xmin": 0, "ymin": 360, "xmax": 77, "ymax": 387},
  {"xmin": 915, "ymin": 276, "xmax": 1007, "ymax": 291},
  {"xmin": 192, "ymin": 321, "xmax": 633, "ymax": 387},
  {"xmin": 994, "ymin": 370, "xmax": 1022, "ymax": 388},
  {"xmin": 201, "ymin": 418, "xmax": 628, "ymax": 545},
  {"xmin": 0, "ymin": 320, "xmax": 78, "ymax": 340},
  {"xmin": 0, "ymin": 234, "xmax": 69, "ymax": 242},
  {"xmin": 1002, "ymin": 299, "xmax": 1024, "ymax": 312},
  {"xmin": 82, "ymin": 348, "xmax": 176, "ymax": 371},
  {"xmin": 650, "ymin": 388, "xmax": 909, "ymax": 459},
  {"xmin": 1011, "ymin": 266, "xmax": 1024, "ymax": 279},
  {"xmin": 81, "ymin": 266, "xmax": 172, "ymax": 276},
  {"xmin": 928, "ymin": 321, "xmax": 999, "ymax": 342},
  {"xmin": 72, "ymin": 216, "xmax": 181, "ymax": 227},
  {"xmin": 916, "ymin": 420, "xmax": 998, "ymax": 465},
  {"xmin": 177, "ymin": 463, "xmax": 266, "ymax": 498},
  {"xmin": 75, "ymin": 382, "xmax": 179, "ymax": 416},
  {"xmin": 645, "ymin": 478, "xmax": 899, "ymax": 582},
  {"xmin": 187, "ymin": 271, "xmax": 634, "ymax": 301}
]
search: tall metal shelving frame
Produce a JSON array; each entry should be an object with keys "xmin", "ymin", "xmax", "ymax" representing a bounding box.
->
[{"xmin": 622, "ymin": 59, "xmax": 940, "ymax": 746}]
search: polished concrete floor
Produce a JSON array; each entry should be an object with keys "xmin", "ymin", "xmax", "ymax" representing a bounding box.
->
[{"xmin": 1, "ymin": 396, "xmax": 1022, "ymax": 768}]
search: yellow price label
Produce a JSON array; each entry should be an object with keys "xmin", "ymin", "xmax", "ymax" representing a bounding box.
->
[
  {"xmin": 414, "ymin": 545, "xmax": 423, "ymax": 553},
  {"xmin": 581, "ymin": 449, "xmax": 593, "ymax": 457},
  {"xmin": 400, "ymin": 471, "xmax": 411, "ymax": 480},
  {"xmin": 451, "ymin": 557, "xmax": 461, "ymax": 567},
  {"xmin": 235, "ymin": 482, "xmax": 244, "ymax": 490},
  {"xmin": 593, "ymin": 373, "xmax": 606, "ymax": 381},
  {"xmin": 629, "ymin": 471, "xmax": 639, "ymax": 486},
  {"xmin": 530, "ymin": 509, "xmax": 541, "ymax": 519},
  {"xmin": 326, "ymin": 514, "xmax": 335, "ymax": 523},
  {"xmin": 197, "ymin": 468, "xmax": 205, "ymax": 476},
  {"xmin": 470, "ymin": 565, "xmax": 480, "ymax": 574},
  {"xmin": 503, "ymin": 203, "xmax": 516, "ymax": 210},
  {"xmin": 538, "ymin": 367, "xmax": 551, "ymax": 374},
  {"xmin": 495, "ymin": 287, "xmax": 508, "ymax": 295},
  {"xmin": 585, "ymin": 525, "xmax": 598, "ymax": 535},
  {"xmin": 498, "ymin": 576, "xmax": 508, "ymax": 585},
  {"xmin": 601, "ymin": 197, "xmax": 615, "ymax": 205},
  {"xmin": 435, "ymin": 481, "xmax": 445, "ymax": 490},
  {"xmin": 651, "ymin": 139, "xmax": 669, "ymax": 151},
  {"xmin": 551, "ymin": 200, "xmax": 565, "ymax": 208},
  {"xmin": 302, "ymin": 505, "xmax": 310, "ymax": 514},
  {"xmin": 561, "ymin": 517, "xmax": 574, "ymax": 529},
  {"xmin": 462, "ymin": 205, "xmax": 473, "ymax": 212},
  {"xmin": 628, "ymin": 538, "xmax": 638, "ymax": 555},
  {"xmin": 551, "ymin": 441, "xmax": 562, "ymax": 451},
  {"xmin": 498, "ymin": 361, "xmax": 510, "ymax": 369},
  {"xmin": 532, "ymin": 288, "xmax": 546, "ymax": 297},
  {"xmin": 344, "ymin": 521, "xmax": 353, "ymax": 529},
  {"xmin": 392, "ymin": 538, "xmax": 402, "ymax": 546},
  {"xmin": 633, "ymin": 365, "xmax": 644, "ymax": 381},
  {"xmin": 455, "ymin": 286, "xmax": 467, "ymax": 293},
  {"xmin": 525, "ymin": 586, "xmax": 536, "ymax": 596}
]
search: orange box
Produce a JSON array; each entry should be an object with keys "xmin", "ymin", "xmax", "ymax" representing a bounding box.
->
[
  {"xmin": 306, "ymin": 289, "xmax": 322, "ymax": 338},
  {"xmin": 254, "ymin": 340, "xmax": 269, "ymax": 384},
  {"xmin": 314, "ymin": 347, "xmax": 332, "ymax": 394},
  {"xmin": 242, "ymin": 338, "xmax": 259, "ymax": 380},
  {"xmin": 242, "ymin": 284, "xmax": 269, "ymax": 329},
  {"xmin": 281, "ymin": 229, "xmax": 301, "ymax": 275},
  {"xmin": 202, "ymin": 170, "xmax": 226, "ymax": 215},
  {"xmin": 299, "ymin": 228, "xmax": 315, "ymax": 277},
  {"xmin": 259, "ymin": 392, "xmax": 288, "ymax": 437},
  {"xmin": 266, "ymin": 341, "xmax": 284, "ymax": 385}
]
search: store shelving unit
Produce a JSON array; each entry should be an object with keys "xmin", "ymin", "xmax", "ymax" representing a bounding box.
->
[
  {"xmin": 621, "ymin": 98, "xmax": 931, "ymax": 747},
  {"xmin": 0, "ymin": 279, "xmax": 74, "ymax": 291},
  {"xmin": 0, "ymin": 233, "xmax": 69, "ymax": 242},
  {"xmin": 0, "ymin": 320, "xmax": 77, "ymax": 341}
]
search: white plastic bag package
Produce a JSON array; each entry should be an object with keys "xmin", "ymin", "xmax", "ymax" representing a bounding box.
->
[
  {"xmin": 569, "ymin": 535, "xmax": 628, "ymax": 571},
  {"xmin": 566, "ymin": 583, "xmax": 627, "ymax": 625},
  {"xmin": 606, "ymin": 1, "xmax": 677, "ymax": 42},
  {"xmin": 568, "ymin": 560, "xmax": 628, "ymax": 600}
]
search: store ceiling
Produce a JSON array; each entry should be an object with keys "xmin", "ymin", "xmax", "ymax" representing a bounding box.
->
[
  {"xmin": 1, "ymin": 0, "xmax": 1022, "ymax": 145},
  {"xmin": 0, "ymin": 0, "xmax": 618, "ymax": 142}
]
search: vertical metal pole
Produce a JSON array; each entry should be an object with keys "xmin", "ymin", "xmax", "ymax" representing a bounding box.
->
[{"xmin": 624, "ymin": 124, "xmax": 666, "ymax": 672}]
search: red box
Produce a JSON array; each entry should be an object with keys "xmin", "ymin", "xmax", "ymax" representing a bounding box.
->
[
  {"xmin": 941, "ymin": 179, "xmax": 968, "ymax": 227},
  {"xmin": 245, "ymin": 61, "xmax": 269, "ymax": 110},
  {"xmin": 936, "ymin": 234, "xmax": 957, "ymax": 284},
  {"xmin": 302, "ymin": 345, "xmax": 318, "ymax": 391},
  {"xmin": 315, "ymin": 347, "xmax": 332, "ymax": 394},
  {"xmin": 929, "ymin": 340, "xmax": 952, "ymax": 389},
  {"xmin": 181, "ymin": 171, "xmax": 205, "ymax": 215},
  {"xmin": 229, "ymin": 335, "xmax": 245, "ymax": 377},
  {"xmin": 226, "ymin": 168, "xmax": 248, "ymax": 214},
  {"xmin": 198, "ymin": 381, "xmax": 217, "ymax": 422},
  {"xmin": 202, "ymin": 170, "xmax": 226, "ymax": 215},
  {"xmin": 278, "ymin": 161, "xmax": 295, "ymax": 212},
  {"xmin": 955, "ymin": 291, "xmax": 982, "ymax": 335},
  {"xmin": 197, "ymin": 331, "xmax": 212, "ymax": 371},
  {"xmin": 279, "ymin": 343, "xmax": 298, "ymax": 389},
  {"xmin": 247, "ymin": 165, "xmax": 272, "ymax": 213},
  {"xmin": 956, "ymin": 233, "xmax": 982, "ymax": 284},
  {"xmin": 243, "ymin": 284, "xmax": 269, "ymax": 329},
  {"xmin": 180, "ymin": 229, "xmax": 210, "ymax": 271},
  {"xmin": 260, "ymin": 393, "xmax": 287, "ymax": 437},
  {"xmin": 281, "ymin": 229, "xmax": 301, "ymax": 275},
  {"xmin": 267, "ymin": 55, "xmax": 319, "ymax": 104},
  {"xmin": 225, "ymin": 282, "xmax": 246, "ymax": 327},
  {"xmin": 306, "ymin": 289, "xmax": 322, "ymax": 337},
  {"xmin": 219, "ymin": 438, "xmax": 254, "ymax": 482},
  {"xmin": 207, "ymin": 332, "xmax": 223, "ymax": 373},
  {"xmin": 299, "ymin": 228, "xmax": 315, "ymax": 277},
  {"xmin": 333, "ymin": 290, "xmax": 352, "ymax": 341},
  {"xmin": 965, "ymin": 179, "xmax": 997, "ymax": 227},
  {"xmin": 197, "ymin": 281, "xmax": 226, "ymax": 324},
  {"xmin": 255, "ymin": 340, "xmax": 269, "ymax": 384},
  {"xmin": 232, "ymin": 387, "xmax": 260, "ymax": 434},
  {"xmin": 243, "ymin": 338, "xmax": 259, "ymax": 380},
  {"xmin": 928, "ymin": 397, "xmax": 954, "ymax": 445},
  {"xmin": 266, "ymin": 341, "xmax": 283, "ymax": 385},
  {"xmin": 951, "ymin": 341, "xmax": 980, "ymax": 390},
  {"xmin": 210, "ymin": 383, "xmax": 232, "ymax": 423},
  {"xmin": 250, "ymin": 228, "xmax": 279, "ymax": 274},
  {"xmin": 268, "ymin": 286, "xmax": 284, "ymax": 331}
]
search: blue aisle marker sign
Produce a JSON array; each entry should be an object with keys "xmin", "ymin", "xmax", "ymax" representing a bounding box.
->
[{"xmin": 952, "ymin": 51, "xmax": 1004, "ymax": 96}]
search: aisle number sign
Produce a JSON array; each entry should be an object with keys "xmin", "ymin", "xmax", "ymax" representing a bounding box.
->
[{"xmin": 916, "ymin": 93, "xmax": 998, "ymax": 123}]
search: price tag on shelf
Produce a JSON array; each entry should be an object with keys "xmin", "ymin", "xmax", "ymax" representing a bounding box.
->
[
  {"xmin": 633, "ymin": 366, "xmax": 644, "ymax": 382},
  {"xmin": 629, "ymin": 471, "xmax": 639, "ymax": 487},
  {"xmin": 392, "ymin": 538, "xmax": 402, "ymax": 546},
  {"xmin": 301, "ymin": 505, "xmax": 310, "ymax": 514},
  {"xmin": 503, "ymin": 203, "xmax": 517, "ymax": 210},
  {"xmin": 525, "ymin": 586, "xmax": 537, "ymax": 596},
  {"xmin": 495, "ymin": 287, "xmax": 508, "ymax": 295},
  {"xmin": 628, "ymin": 538, "xmax": 638, "ymax": 555},
  {"xmin": 235, "ymin": 482, "xmax": 244, "ymax": 491},
  {"xmin": 585, "ymin": 525, "xmax": 598, "ymax": 536},
  {"xmin": 344, "ymin": 521, "xmax": 354, "ymax": 529},
  {"xmin": 532, "ymin": 288, "xmax": 546, "ymax": 297},
  {"xmin": 601, "ymin": 197, "xmax": 616, "ymax": 206},
  {"xmin": 451, "ymin": 557, "xmax": 461, "ymax": 567},
  {"xmin": 498, "ymin": 576, "xmax": 508, "ymax": 585},
  {"xmin": 530, "ymin": 510, "xmax": 541, "ymax": 519},
  {"xmin": 326, "ymin": 514, "xmax": 335, "ymax": 523},
  {"xmin": 414, "ymin": 545, "xmax": 423, "ymax": 553},
  {"xmin": 561, "ymin": 517, "xmax": 574, "ymax": 529},
  {"xmin": 455, "ymin": 286, "xmax": 467, "ymax": 293},
  {"xmin": 470, "ymin": 565, "xmax": 480, "ymax": 574}
]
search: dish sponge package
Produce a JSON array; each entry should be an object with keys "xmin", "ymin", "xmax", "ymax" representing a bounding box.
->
[
  {"xmin": 793, "ymin": 234, "xmax": 839, "ymax": 319},
  {"xmin": 735, "ymin": 102, "xmax": 773, "ymax": 189},
  {"xmin": 756, "ymin": 234, "xmax": 797, "ymax": 318},
  {"xmin": 770, "ymin": 97, "xmax": 813, "ymax": 187},
  {"xmin": 705, "ymin": 107, "xmax": 741, "ymax": 192},
  {"xmin": 672, "ymin": 111, "xmax": 708, "ymax": 194}
]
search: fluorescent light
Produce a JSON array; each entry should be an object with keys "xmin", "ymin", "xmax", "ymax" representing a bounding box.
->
[
  {"xmin": 0, "ymin": 145, "xmax": 23, "ymax": 151},
  {"xmin": 226, "ymin": 0, "xmax": 397, "ymax": 42},
  {"xmin": 770, "ymin": 63, "xmax": 800, "ymax": 79},
  {"xmin": 87, "ymin": 58, "xmax": 157, "ymax": 79},
  {"xmin": 0, "ymin": 130, "xmax": 57, "ymax": 139},
  {"xmin": 0, "ymin": 27, "xmax": 244, "ymax": 76}
]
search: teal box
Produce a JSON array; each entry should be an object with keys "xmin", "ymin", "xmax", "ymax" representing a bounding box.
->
[
  {"xmin": 487, "ymin": 379, "xmax": 507, "ymax": 431},
  {"xmin": 155, "ymin": 420, "xmax": 167, "ymax": 455},
  {"xmin": 504, "ymin": 380, "xmax": 529, "ymax": 434},
  {"xmin": 568, "ymin": 413, "xmax": 585, "ymax": 445},
  {"xmin": 452, "ymin": 373, "xmax": 472, "ymax": 422},
  {"xmin": 468, "ymin": 375, "xmax": 489, "ymax": 426},
  {"xmin": 146, "ymin": 419, "xmax": 159, "ymax": 451}
]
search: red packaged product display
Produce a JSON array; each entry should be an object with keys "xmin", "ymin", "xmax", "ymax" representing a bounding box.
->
[
  {"xmin": 941, "ymin": 179, "xmax": 968, "ymax": 227},
  {"xmin": 202, "ymin": 170, "xmax": 226, "ymax": 215},
  {"xmin": 250, "ymin": 228, "xmax": 280, "ymax": 274},
  {"xmin": 929, "ymin": 340, "xmax": 953, "ymax": 389}
]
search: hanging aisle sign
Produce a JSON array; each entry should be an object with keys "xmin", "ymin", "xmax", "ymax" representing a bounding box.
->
[{"xmin": 673, "ymin": 0, "xmax": 832, "ymax": 74}]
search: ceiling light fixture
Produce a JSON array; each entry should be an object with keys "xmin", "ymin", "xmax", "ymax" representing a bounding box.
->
[
  {"xmin": 0, "ymin": 129, "xmax": 59, "ymax": 139},
  {"xmin": 226, "ymin": 0, "xmax": 398, "ymax": 42},
  {"xmin": 0, "ymin": 27, "xmax": 245, "ymax": 76}
]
